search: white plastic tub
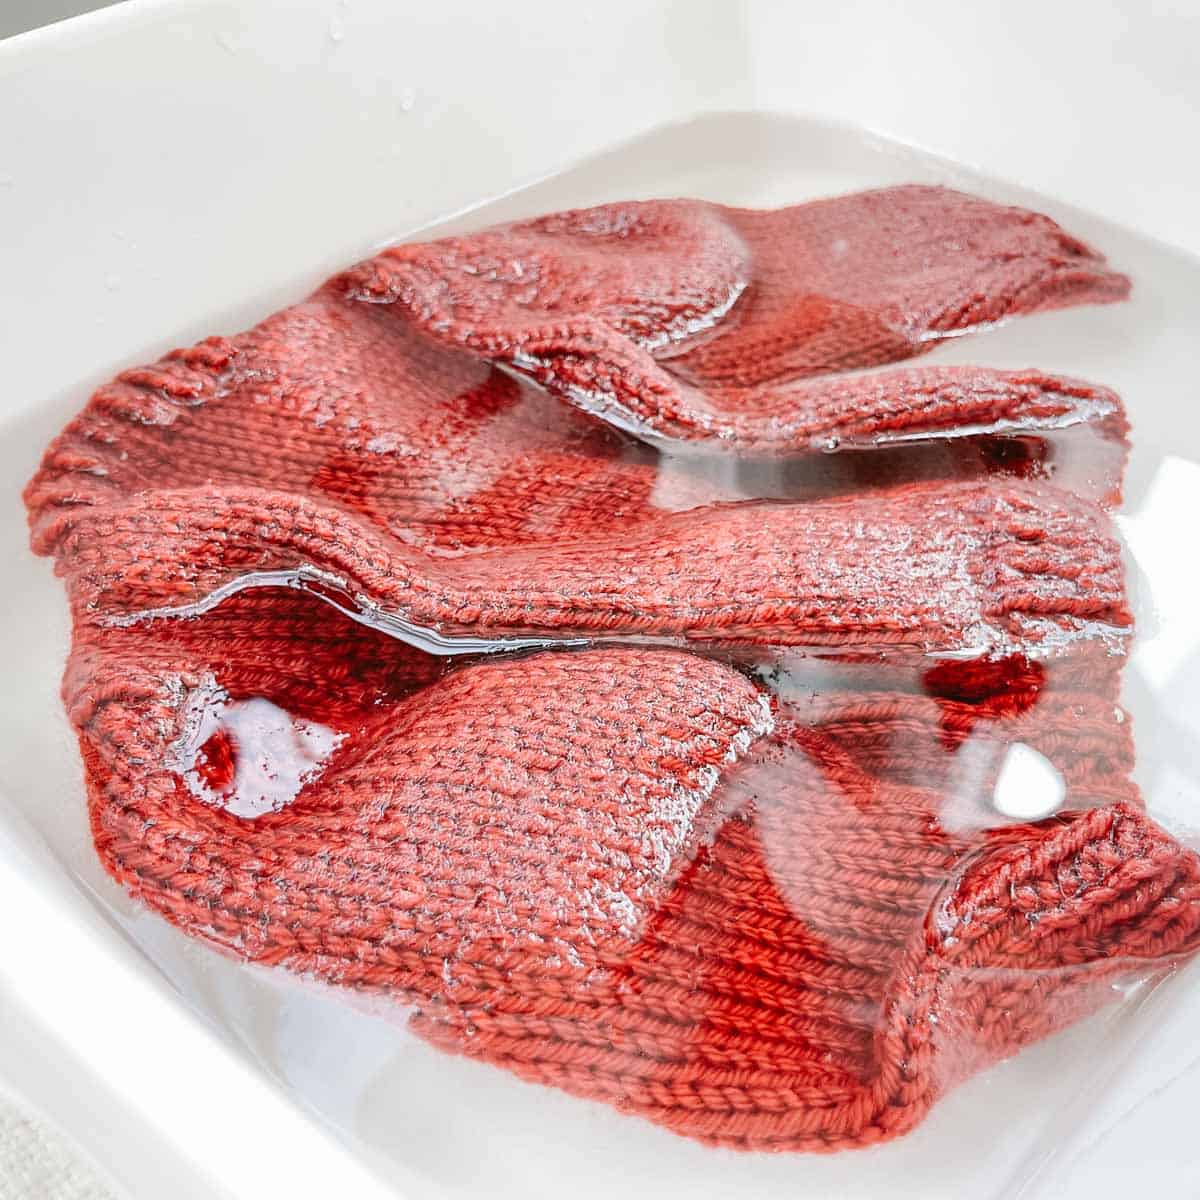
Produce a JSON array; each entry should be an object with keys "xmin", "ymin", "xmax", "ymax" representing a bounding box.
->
[{"xmin": 3, "ymin": 4, "xmax": 1200, "ymax": 1198}]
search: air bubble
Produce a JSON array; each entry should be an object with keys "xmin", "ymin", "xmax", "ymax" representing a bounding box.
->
[{"xmin": 992, "ymin": 743, "xmax": 1065, "ymax": 821}]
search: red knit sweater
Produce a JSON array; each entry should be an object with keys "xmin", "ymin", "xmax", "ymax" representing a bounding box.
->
[{"xmin": 27, "ymin": 185, "xmax": 1198, "ymax": 1152}]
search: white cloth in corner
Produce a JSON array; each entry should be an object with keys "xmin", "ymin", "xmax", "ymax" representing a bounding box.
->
[{"xmin": 0, "ymin": 1094, "xmax": 116, "ymax": 1200}]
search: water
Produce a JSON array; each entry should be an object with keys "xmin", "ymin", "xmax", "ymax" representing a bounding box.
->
[
  {"xmin": 5, "ymin": 112, "xmax": 1200, "ymax": 1199},
  {"xmin": 104, "ymin": 564, "xmax": 592, "ymax": 656}
]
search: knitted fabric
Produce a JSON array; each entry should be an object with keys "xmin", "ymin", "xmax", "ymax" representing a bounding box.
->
[
  {"xmin": 58, "ymin": 625, "xmax": 1200, "ymax": 1151},
  {"xmin": 25, "ymin": 185, "xmax": 1189, "ymax": 1153},
  {"xmin": 775, "ymin": 654, "xmax": 1138, "ymax": 809},
  {"xmin": 25, "ymin": 282, "xmax": 1127, "ymax": 570},
  {"xmin": 38, "ymin": 476, "xmax": 1129, "ymax": 659},
  {"xmin": 345, "ymin": 186, "xmax": 1129, "ymax": 450},
  {"xmin": 26, "ymin": 294, "xmax": 673, "ymax": 557}
]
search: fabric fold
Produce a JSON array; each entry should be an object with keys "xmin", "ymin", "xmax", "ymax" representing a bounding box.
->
[
  {"xmin": 62, "ymin": 618, "xmax": 1200, "ymax": 1151},
  {"xmin": 43, "ymin": 476, "xmax": 1130, "ymax": 660},
  {"xmin": 344, "ymin": 187, "xmax": 1129, "ymax": 451}
]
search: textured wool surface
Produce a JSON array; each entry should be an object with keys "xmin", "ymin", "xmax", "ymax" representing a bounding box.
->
[
  {"xmin": 53, "ymin": 624, "xmax": 1200, "ymax": 1151},
  {"xmin": 346, "ymin": 186, "xmax": 1130, "ymax": 449},
  {"xmin": 25, "ymin": 281, "xmax": 1128, "ymax": 569},
  {"xmin": 39, "ymin": 476, "xmax": 1130, "ymax": 658},
  {"xmin": 25, "ymin": 185, "xmax": 1195, "ymax": 1153}
]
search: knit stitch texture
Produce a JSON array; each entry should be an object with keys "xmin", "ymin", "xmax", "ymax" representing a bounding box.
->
[{"xmin": 25, "ymin": 185, "xmax": 1198, "ymax": 1153}]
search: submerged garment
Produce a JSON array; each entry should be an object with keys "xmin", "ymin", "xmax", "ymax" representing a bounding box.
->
[
  {"xmin": 25, "ymin": 295, "xmax": 676, "ymax": 556},
  {"xmin": 777, "ymin": 654, "xmax": 1139, "ymax": 813},
  {"xmin": 347, "ymin": 187, "xmax": 1130, "ymax": 449},
  {"xmin": 24, "ymin": 184, "xmax": 1168, "ymax": 1151},
  {"xmin": 24, "ymin": 281, "xmax": 1128, "ymax": 572},
  {"xmin": 39, "ymin": 477, "xmax": 1129, "ymax": 658},
  {"xmin": 60, "ymin": 629, "xmax": 1200, "ymax": 1151}
]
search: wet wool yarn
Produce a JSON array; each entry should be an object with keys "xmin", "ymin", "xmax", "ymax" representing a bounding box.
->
[{"xmin": 27, "ymin": 184, "xmax": 1197, "ymax": 1151}]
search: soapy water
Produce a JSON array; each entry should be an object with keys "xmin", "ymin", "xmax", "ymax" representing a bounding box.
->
[
  {"xmin": 96, "ymin": 397, "xmax": 1132, "ymax": 873},
  {"xmin": 171, "ymin": 677, "xmax": 345, "ymax": 818},
  {"xmin": 77, "ymin": 173, "xmax": 1144, "ymax": 956},
  {"xmin": 13, "ymin": 111, "xmax": 1200, "ymax": 1191}
]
